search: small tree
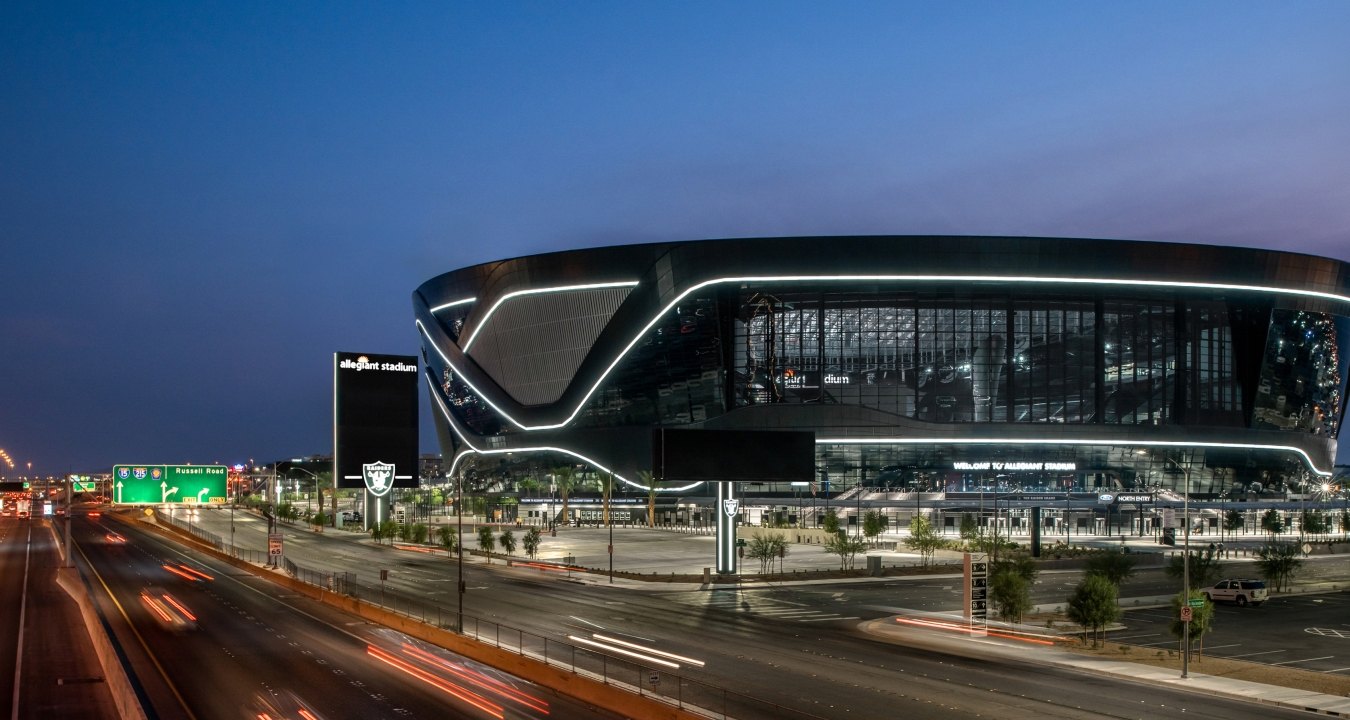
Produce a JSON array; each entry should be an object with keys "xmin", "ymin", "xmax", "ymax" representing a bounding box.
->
[
  {"xmin": 370, "ymin": 521, "xmax": 386, "ymax": 544},
  {"xmin": 1222, "ymin": 509, "xmax": 1244, "ymax": 535},
  {"xmin": 748, "ymin": 531, "xmax": 789, "ymax": 574},
  {"xmin": 522, "ymin": 527, "xmax": 542, "ymax": 559},
  {"xmin": 1260, "ymin": 509, "xmax": 1284, "ymax": 538},
  {"xmin": 1255, "ymin": 542, "xmax": 1302, "ymax": 592},
  {"xmin": 1170, "ymin": 591, "xmax": 1215, "ymax": 659},
  {"xmin": 310, "ymin": 511, "xmax": 327, "ymax": 532},
  {"xmin": 959, "ymin": 513, "xmax": 979, "ymax": 541},
  {"xmin": 822, "ymin": 508, "xmax": 841, "ymax": 535},
  {"xmin": 436, "ymin": 525, "xmax": 458, "ymax": 555},
  {"xmin": 1301, "ymin": 510, "xmax": 1329, "ymax": 535},
  {"xmin": 862, "ymin": 510, "xmax": 884, "ymax": 547},
  {"xmin": 823, "ymin": 532, "xmax": 868, "ymax": 570},
  {"xmin": 1165, "ymin": 547, "xmax": 1223, "ymax": 588},
  {"xmin": 747, "ymin": 532, "xmax": 775, "ymax": 574},
  {"xmin": 1342, "ymin": 509, "xmax": 1350, "ymax": 539},
  {"xmin": 1084, "ymin": 550, "xmax": 1137, "ymax": 604},
  {"xmin": 904, "ymin": 513, "xmax": 945, "ymax": 567},
  {"xmin": 989, "ymin": 569, "xmax": 1032, "ymax": 624},
  {"xmin": 411, "ymin": 523, "xmax": 429, "ymax": 544},
  {"xmin": 1065, "ymin": 575, "xmax": 1120, "ymax": 648},
  {"xmin": 395, "ymin": 522, "xmax": 411, "ymax": 542},
  {"xmin": 476, "ymin": 525, "xmax": 495, "ymax": 562},
  {"xmin": 499, "ymin": 529, "xmax": 516, "ymax": 556},
  {"xmin": 379, "ymin": 520, "xmax": 397, "ymax": 544},
  {"xmin": 992, "ymin": 553, "xmax": 1038, "ymax": 585}
]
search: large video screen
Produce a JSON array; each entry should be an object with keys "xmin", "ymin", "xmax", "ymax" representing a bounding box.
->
[
  {"xmin": 333, "ymin": 352, "xmax": 419, "ymax": 493},
  {"xmin": 652, "ymin": 429, "xmax": 815, "ymax": 483}
]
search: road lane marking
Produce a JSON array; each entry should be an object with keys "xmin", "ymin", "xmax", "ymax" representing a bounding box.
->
[
  {"xmin": 1223, "ymin": 649, "xmax": 1286, "ymax": 658},
  {"xmin": 1269, "ymin": 656, "xmax": 1334, "ymax": 666}
]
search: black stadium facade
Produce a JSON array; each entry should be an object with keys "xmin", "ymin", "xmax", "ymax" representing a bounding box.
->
[{"xmin": 414, "ymin": 237, "xmax": 1347, "ymax": 519}]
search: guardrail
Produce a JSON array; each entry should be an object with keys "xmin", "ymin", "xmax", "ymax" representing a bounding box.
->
[{"xmin": 152, "ymin": 509, "xmax": 825, "ymax": 720}]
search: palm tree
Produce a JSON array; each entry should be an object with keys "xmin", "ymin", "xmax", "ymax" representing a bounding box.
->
[
  {"xmin": 598, "ymin": 470, "xmax": 615, "ymax": 527},
  {"xmin": 638, "ymin": 470, "xmax": 657, "ymax": 528},
  {"xmin": 554, "ymin": 465, "xmax": 577, "ymax": 528}
]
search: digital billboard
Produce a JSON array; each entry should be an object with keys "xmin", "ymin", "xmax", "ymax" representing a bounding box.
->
[
  {"xmin": 652, "ymin": 429, "xmax": 816, "ymax": 483},
  {"xmin": 333, "ymin": 351, "xmax": 419, "ymax": 495}
]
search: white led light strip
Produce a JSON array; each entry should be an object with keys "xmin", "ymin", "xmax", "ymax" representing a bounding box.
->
[
  {"xmin": 816, "ymin": 437, "xmax": 1334, "ymax": 477},
  {"xmin": 420, "ymin": 271, "xmax": 1350, "ymax": 436},
  {"xmin": 429, "ymin": 297, "xmax": 475, "ymax": 313},
  {"xmin": 460, "ymin": 280, "xmax": 640, "ymax": 351},
  {"xmin": 428, "ymin": 377, "xmax": 701, "ymax": 492}
]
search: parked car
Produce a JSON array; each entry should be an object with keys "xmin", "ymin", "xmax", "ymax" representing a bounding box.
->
[{"xmin": 1200, "ymin": 578, "xmax": 1268, "ymax": 606}]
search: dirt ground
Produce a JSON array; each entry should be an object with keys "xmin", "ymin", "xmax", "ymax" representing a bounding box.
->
[{"xmin": 1053, "ymin": 626, "xmax": 1350, "ymax": 696}]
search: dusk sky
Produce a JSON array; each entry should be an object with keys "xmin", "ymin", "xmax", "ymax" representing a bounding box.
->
[{"xmin": 3, "ymin": 2, "xmax": 1348, "ymax": 475}]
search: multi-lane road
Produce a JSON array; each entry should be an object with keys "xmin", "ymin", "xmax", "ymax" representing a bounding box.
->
[
  {"xmin": 68, "ymin": 514, "xmax": 618, "ymax": 720},
  {"xmin": 163, "ymin": 507, "xmax": 1345, "ymax": 719}
]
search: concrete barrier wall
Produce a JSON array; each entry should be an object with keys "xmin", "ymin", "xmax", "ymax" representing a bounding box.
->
[{"xmin": 54, "ymin": 567, "xmax": 149, "ymax": 720}]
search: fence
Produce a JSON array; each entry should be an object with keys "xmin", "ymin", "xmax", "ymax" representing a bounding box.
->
[{"xmin": 152, "ymin": 509, "xmax": 825, "ymax": 720}]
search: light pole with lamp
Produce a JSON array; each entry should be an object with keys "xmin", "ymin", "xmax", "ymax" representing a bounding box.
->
[
  {"xmin": 455, "ymin": 465, "xmax": 465, "ymax": 633},
  {"xmin": 286, "ymin": 465, "xmax": 325, "ymax": 528},
  {"xmin": 1165, "ymin": 452, "xmax": 1193, "ymax": 680}
]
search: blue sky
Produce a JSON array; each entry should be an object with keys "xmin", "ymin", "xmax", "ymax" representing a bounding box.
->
[{"xmin": 2, "ymin": 2, "xmax": 1348, "ymax": 474}]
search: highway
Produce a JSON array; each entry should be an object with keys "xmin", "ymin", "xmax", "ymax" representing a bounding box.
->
[
  {"xmin": 70, "ymin": 515, "xmax": 616, "ymax": 720},
  {"xmin": 174, "ymin": 508, "xmax": 1337, "ymax": 719}
]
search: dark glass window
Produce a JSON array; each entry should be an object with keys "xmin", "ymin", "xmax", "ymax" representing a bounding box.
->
[
  {"xmin": 574, "ymin": 294, "xmax": 725, "ymax": 428},
  {"xmin": 1254, "ymin": 309, "xmax": 1342, "ymax": 437}
]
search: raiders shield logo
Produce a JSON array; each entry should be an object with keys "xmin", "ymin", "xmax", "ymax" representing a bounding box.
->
[
  {"xmin": 362, "ymin": 461, "xmax": 395, "ymax": 497},
  {"xmin": 722, "ymin": 499, "xmax": 740, "ymax": 518}
]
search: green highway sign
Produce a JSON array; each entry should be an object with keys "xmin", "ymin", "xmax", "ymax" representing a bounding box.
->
[
  {"xmin": 112, "ymin": 465, "xmax": 227, "ymax": 505},
  {"xmin": 72, "ymin": 479, "xmax": 96, "ymax": 492},
  {"xmin": 1187, "ymin": 598, "xmax": 1206, "ymax": 608}
]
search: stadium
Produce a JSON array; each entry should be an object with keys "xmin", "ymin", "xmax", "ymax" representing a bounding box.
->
[{"xmin": 413, "ymin": 236, "xmax": 1347, "ymax": 533}]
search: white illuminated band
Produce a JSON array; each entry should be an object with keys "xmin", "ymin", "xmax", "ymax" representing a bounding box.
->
[
  {"xmin": 589, "ymin": 634, "xmax": 706, "ymax": 667},
  {"xmin": 428, "ymin": 378, "xmax": 702, "ymax": 493},
  {"xmin": 429, "ymin": 297, "xmax": 475, "ymax": 313},
  {"xmin": 817, "ymin": 437, "xmax": 1333, "ymax": 477},
  {"xmin": 421, "ymin": 272, "xmax": 1350, "ymax": 436},
  {"xmin": 460, "ymin": 280, "xmax": 641, "ymax": 351},
  {"xmin": 566, "ymin": 635, "xmax": 680, "ymax": 669}
]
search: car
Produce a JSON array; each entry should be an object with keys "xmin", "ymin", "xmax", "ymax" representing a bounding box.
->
[
  {"xmin": 1201, "ymin": 578, "xmax": 1268, "ymax": 607},
  {"xmin": 139, "ymin": 586, "xmax": 197, "ymax": 631}
]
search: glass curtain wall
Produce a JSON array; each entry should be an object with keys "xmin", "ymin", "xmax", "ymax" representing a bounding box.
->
[{"xmin": 734, "ymin": 285, "xmax": 1272, "ymax": 429}]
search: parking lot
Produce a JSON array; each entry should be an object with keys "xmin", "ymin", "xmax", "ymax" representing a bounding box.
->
[{"xmin": 1112, "ymin": 590, "xmax": 1350, "ymax": 674}]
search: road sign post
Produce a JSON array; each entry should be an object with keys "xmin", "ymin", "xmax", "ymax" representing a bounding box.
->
[
  {"xmin": 268, "ymin": 533, "xmax": 283, "ymax": 562},
  {"xmin": 963, "ymin": 552, "xmax": 988, "ymax": 636}
]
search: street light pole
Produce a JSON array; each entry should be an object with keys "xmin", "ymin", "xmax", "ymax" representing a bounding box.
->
[
  {"xmin": 456, "ymin": 467, "xmax": 464, "ymax": 632},
  {"xmin": 1166, "ymin": 453, "xmax": 1192, "ymax": 680}
]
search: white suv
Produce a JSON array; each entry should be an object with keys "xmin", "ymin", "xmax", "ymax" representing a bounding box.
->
[{"xmin": 1201, "ymin": 579, "xmax": 1268, "ymax": 607}]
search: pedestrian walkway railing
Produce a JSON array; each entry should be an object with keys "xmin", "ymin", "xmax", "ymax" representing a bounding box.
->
[{"xmin": 152, "ymin": 509, "xmax": 826, "ymax": 720}]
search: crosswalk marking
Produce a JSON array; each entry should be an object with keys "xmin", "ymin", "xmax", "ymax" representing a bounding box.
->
[{"xmin": 688, "ymin": 593, "xmax": 854, "ymax": 623}]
